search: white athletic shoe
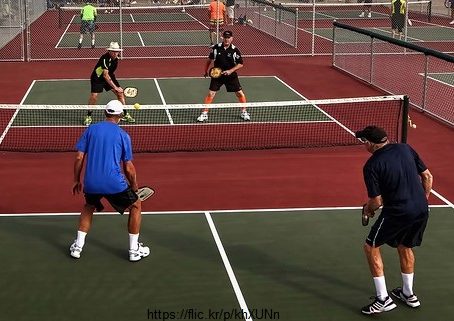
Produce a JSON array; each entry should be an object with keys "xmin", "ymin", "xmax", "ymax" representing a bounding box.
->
[
  {"xmin": 129, "ymin": 243, "xmax": 150, "ymax": 262},
  {"xmin": 359, "ymin": 12, "xmax": 365, "ymax": 18},
  {"xmin": 367, "ymin": 12, "xmax": 372, "ymax": 18},
  {"xmin": 69, "ymin": 241, "xmax": 82, "ymax": 259},
  {"xmin": 197, "ymin": 112, "xmax": 208, "ymax": 122},
  {"xmin": 450, "ymin": 20, "xmax": 454, "ymax": 25},
  {"xmin": 241, "ymin": 111, "xmax": 251, "ymax": 121}
]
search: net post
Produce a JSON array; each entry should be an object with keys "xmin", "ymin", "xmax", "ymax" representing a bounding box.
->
[{"xmin": 401, "ymin": 96, "xmax": 409, "ymax": 144}]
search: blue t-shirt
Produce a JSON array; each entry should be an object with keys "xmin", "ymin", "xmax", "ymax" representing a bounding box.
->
[
  {"xmin": 76, "ymin": 121, "xmax": 133, "ymax": 194},
  {"xmin": 363, "ymin": 143, "xmax": 428, "ymax": 217}
]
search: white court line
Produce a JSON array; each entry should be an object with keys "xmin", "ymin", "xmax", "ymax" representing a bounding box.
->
[
  {"xmin": 0, "ymin": 80, "xmax": 36, "ymax": 146},
  {"xmin": 154, "ymin": 78, "xmax": 175, "ymax": 125},
  {"xmin": 205, "ymin": 212, "xmax": 253, "ymax": 321},
  {"xmin": 0, "ymin": 205, "xmax": 451, "ymax": 217},
  {"xmin": 418, "ymin": 73, "xmax": 454, "ymax": 88},
  {"xmin": 137, "ymin": 32, "xmax": 145, "ymax": 46},
  {"xmin": 273, "ymin": 76, "xmax": 357, "ymax": 137},
  {"xmin": 56, "ymin": 15, "xmax": 76, "ymax": 49}
]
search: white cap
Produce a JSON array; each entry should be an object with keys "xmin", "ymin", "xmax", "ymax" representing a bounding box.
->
[
  {"xmin": 106, "ymin": 42, "xmax": 123, "ymax": 52},
  {"xmin": 105, "ymin": 100, "xmax": 124, "ymax": 115}
]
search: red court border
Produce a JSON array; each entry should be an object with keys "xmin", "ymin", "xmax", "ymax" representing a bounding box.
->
[{"xmin": 0, "ymin": 57, "xmax": 452, "ymax": 213}]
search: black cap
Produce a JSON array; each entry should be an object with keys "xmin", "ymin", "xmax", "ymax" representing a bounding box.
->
[
  {"xmin": 355, "ymin": 126, "xmax": 388, "ymax": 144},
  {"xmin": 223, "ymin": 30, "xmax": 233, "ymax": 38}
]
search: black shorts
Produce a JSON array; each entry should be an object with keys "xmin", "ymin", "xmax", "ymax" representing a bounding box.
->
[
  {"xmin": 90, "ymin": 75, "xmax": 120, "ymax": 93},
  {"xmin": 391, "ymin": 14, "xmax": 405, "ymax": 32},
  {"xmin": 366, "ymin": 213, "xmax": 429, "ymax": 248},
  {"xmin": 81, "ymin": 20, "xmax": 95, "ymax": 34},
  {"xmin": 209, "ymin": 73, "xmax": 242, "ymax": 92},
  {"xmin": 84, "ymin": 187, "xmax": 139, "ymax": 215}
]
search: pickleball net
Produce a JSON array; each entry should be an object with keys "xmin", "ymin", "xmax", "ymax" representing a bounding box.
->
[{"xmin": 0, "ymin": 95, "xmax": 408, "ymax": 152}]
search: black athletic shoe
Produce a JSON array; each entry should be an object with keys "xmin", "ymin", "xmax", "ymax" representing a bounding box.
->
[
  {"xmin": 361, "ymin": 296, "xmax": 397, "ymax": 315},
  {"xmin": 391, "ymin": 287, "xmax": 421, "ymax": 308},
  {"xmin": 77, "ymin": 43, "xmax": 81, "ymax": 49}
]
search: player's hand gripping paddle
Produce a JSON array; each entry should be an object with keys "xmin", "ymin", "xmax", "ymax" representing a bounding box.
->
[
  {"xmin": 124, "ymin": 87, "xmax": 138, "ymax": 98},
  {"xmin": 209, "ymin": 67, "xmax": 223, "ymax": 79},
  {"xmin": 362, "ymin": 203, "xmax": 372, "ymax": 226},
  {"xmin": 137, "ymin": 186, "xmax": 154, "ymax": 201}
]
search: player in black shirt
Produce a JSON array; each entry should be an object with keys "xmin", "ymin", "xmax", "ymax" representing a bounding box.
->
[
  {"xmin": 356, "ymin": 126, "xmax": 433, "ymax": 315},
  {"xmin": 197, "ymin": 30, "xmax": 250, "ymax": 122},
  {"xmin": 85, "ymin": 42, "xmax": 134, "ymax": 126}
]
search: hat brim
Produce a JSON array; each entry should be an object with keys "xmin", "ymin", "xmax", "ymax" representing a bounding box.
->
[{"xmin": 107, "ymin": 48, "xmax": 123, "ymax": 52}]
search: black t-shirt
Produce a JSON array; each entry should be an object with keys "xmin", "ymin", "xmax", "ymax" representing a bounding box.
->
[
  {"xmin": 363, "ymin": 143, "xmax": 428, "ymax": 217},
  {"xmin": 90, "ymin": 53, "xmax": 118, "ymax": 80},
  {"xmin": 209, "ymin": 43, "xmax": 243, "ymax": 72}
]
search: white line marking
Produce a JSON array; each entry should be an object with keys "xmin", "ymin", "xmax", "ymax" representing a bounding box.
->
[
  {"xmin": 1, "ymin": 205, "xmax": 450, "ymax": 217},
  {"xmin": 205, "ymin": 212, "xmax": 253, "ymax": 321},
  {"xmin": 154, "ymin": 78, "xmax": 174, "ymax": 125},
  {"xmin": 137, "ymin": 32, "xmax": 145, "ymax": 46}
]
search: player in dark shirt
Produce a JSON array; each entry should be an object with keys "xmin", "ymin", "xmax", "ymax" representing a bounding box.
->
[
  {"xmin": 197, "ymin": 30, "xmax": 250, "ymax": 122},
  {"xmin": 85, "ymin": 41, "xmax": 134, "ymax": 126},
  {"xmin": 356, "ymin": 126, "xmax": 433, "ymax": 315}
]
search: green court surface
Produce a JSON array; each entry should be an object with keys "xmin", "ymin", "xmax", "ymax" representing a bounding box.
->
[
  {"xmin": 58, "ymin": 30, "xmax": 209, "ymax": 48},
  {"xmin": 315, "ymin": 26, "xmax": 454, "ymax": 43},
  {"xmin": 1, "ymin": 207, "xmax": 453, "ymax": 321},
  {"xmin": 427, "ymin": 72, "xmax": 454, "ymax": 85},
  {"xmin": 17, "ymin": 76, "xmax": 322, "ymax": 126}
]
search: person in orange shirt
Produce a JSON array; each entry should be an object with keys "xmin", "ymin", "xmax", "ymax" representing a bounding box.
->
[{"xmin": 208, "ymin": 0, "xmax": 227, "ymax": 45}]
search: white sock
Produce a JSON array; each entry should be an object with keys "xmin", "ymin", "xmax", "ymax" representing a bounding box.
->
[
  {"xmin": 129, "ymin": 233, "xmax": 139, "ymax": 250},
  {"xmin": 401, "ymin": 272, "xmax": 414, "ymax": 296},
  {"xmin": 373, "ymin": 276, "xmax": 389, "ymax": 300},
  {"xmin": 75, "ymin": 230, "xmax": 87, "ymax": 248}
]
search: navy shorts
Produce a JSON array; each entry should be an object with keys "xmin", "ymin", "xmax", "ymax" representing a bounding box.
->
[
  {"xmin": 81, "ymin": 20, "xmax": 95, "ymax": 34},
  {"xmin": 90, "ymin": 75, "xmax": 120, "ymax": 93},
  {"xmin": 209, "ymin": 73, "xmax": 242, "ymax": 92},
  {"xmin": 84, "ymin": 187, "xmax": 139, "ymax": 215},
  {"xmin": 366, "ymin": 213, "xmax": 429, "ymax": 248}
]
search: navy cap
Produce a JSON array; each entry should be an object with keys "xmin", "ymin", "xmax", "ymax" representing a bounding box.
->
[
  {"xmin": 355, "ymin": 126, "xmax": 388, "ymax": 144},
  {"xmin": 223, "ymin": 30, "xmax": 233, "ymax": 38}
]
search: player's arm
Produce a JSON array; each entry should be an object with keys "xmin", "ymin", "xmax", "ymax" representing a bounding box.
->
[
  {"xmin": 102, "ymin": 69, "xmax": 122, "ymax": 92},
  {"xmin": 73, "ymin": 151, "xmax": 85, "ymax": 195},
  {"xmin": 420, "ymin": 169, "xmax": 433, "ymax": 200},
  {"xmin": 123, "ymin": 160, "xmax": 139, "ymax": 192},
  {"xmin": 364, "ymin": 195, "xmax": 382, "ymax": 217}
]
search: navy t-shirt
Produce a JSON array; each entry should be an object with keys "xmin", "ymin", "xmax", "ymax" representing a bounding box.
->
[
  {"xmin": 76, "ymin": 121, "xmax": 132, "ymax": 194},
  {"xmin": 363, "ymin": 143, "xmax": 428, "ymax": 217}
]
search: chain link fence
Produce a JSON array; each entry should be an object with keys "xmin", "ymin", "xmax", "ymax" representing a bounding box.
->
[
  {"xmin": 1, "ymin": 0, "xmax": 452, "ymax": 62},
  {"xmin": 333, "ymin": 21, "xmax": 454, "ymax": 127}
]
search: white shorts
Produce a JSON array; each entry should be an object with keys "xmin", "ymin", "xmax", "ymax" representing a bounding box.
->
[{"xmin": 227, "ymin": 6, "xmax": 234, "ymax": 19}]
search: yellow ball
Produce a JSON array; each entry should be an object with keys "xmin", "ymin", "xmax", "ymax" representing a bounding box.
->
[{"xmin": 133, "ymin": 103, "xmax": 141, "ymax": 110}]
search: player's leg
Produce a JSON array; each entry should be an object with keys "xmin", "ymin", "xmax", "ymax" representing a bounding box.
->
[
  {"xmin": 361, "ymin": 244, "xmax": 397, "ymax": 314},
  {"xmin": 106, "ymin": 188, "xmax": 150, "ymax": 261},
  {"xmin": 69, "ymin": 195, "xmax": 99, "ymax": 259},
  {"xmin": 227, "ymin": 76, "xmax": 250, "ymax": 120},
  {"xmin": 198, "ymin": 78, "xmax": 221, "ymax": 121}
]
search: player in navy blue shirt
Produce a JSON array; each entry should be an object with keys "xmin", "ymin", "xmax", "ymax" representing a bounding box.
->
[
  {"xmin": 70, "ymin": 100, "xmax": 150, "ymax": 262},
  {"xmin": 356, "ymin": 126, "xmax": 433, "ymax": 315}
]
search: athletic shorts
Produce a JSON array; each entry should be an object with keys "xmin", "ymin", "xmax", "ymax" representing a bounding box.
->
[
  {"xmin": 366, "ymin": 213, "xmax": 429, "ymax": 248},
  {"xmin": 209, "ymin": 72, "xmax": 242, "ymax": 92},
  {"xmin": 81, "ymin": 20, "xmax": 95, "ymax": 34},
  {"xmin": 90, "ymin": 75, "xmax": 120, "ymax": 93},
  {"xmin": 84, "ymin": 186, "xmax": 139, "ymax": 215},
  {"xmin": 391, "ymin": 14, "xmax": 405, "ymax": 32},
  {"xmin": 210, "ymin": 19, "xmax": 224, "ymax": 32}
]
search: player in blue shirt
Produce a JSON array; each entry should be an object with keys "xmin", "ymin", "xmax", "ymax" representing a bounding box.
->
[
  {"xmin": 70, "ymin": 100, "xmax": 150, "ymax": 262},
  {"xmin": 356, "ymin": 126, "xmax": 433, "ymax": 314}
]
